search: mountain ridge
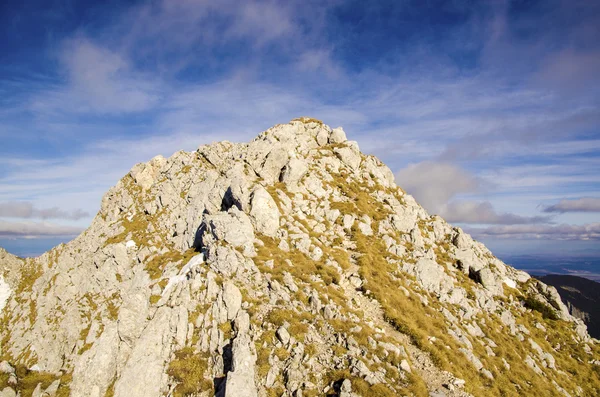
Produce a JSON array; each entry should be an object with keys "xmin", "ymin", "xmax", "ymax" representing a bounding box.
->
[{"xmin": 1, "ymin": 117, "xmax": 599, "ymax": 397}]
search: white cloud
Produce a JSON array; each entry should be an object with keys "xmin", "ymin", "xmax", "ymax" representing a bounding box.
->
[
  {"xmin": 468, "ymin": 223, "xmax": 600, "ymax": 241},
  {"xmin": 0, "ymin": 220, "xmax": 84, "ymax": 238},
  {"xmin": 62, "ymin": 38, "xmax": 160, "ymax": 113},
  {"xmin": 0, "ymin": 202, "xmax": 89, "ymax": 220},
  {"xmin": 394, "ymin": 161, "xmax": 558, "ymax": 226},
  {"xmin": 395, "ymin": 161, "xmax": 481, "ymax": 213},
  {"xmin": 543, "ymin": 198, "xmax": 600, "ymax": 213},
  {"xmin": 441, "ymin": 201, "xmax": 552, "ymax": 225},
  {"xmin": 1, "ymin": 0, "xmax": 599, "ymax": 252}
]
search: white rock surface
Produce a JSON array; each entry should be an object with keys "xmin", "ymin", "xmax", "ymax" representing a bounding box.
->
[
  {"xmin": 0, "ymin": 276, "xmax": 10, "ymax": 312},
  {"xmin": 0, "ymin": 119, "xmax": 594, "ymax": 397},
  {"xmin": 249, "ymin": 186, "xmax": 280, "ymax": 237}
]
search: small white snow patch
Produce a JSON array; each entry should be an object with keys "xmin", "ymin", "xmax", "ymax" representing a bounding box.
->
[
  {"xmin": 29, "ymin": 364, "xmax": 40, "ymax": 372},
  {"xmin": 125, "ymin": 240, "xmax": 137, "ymax": 250},
  {"xmin": 162, "ymin": 253, "xmax": 204, "ymax": 296},
  {"xmin": 0, "ymin": 275, "xmax": 11, "ymax": 313},
  {"xmin": 503, "ymin": 278, "xmax": 517, "ymax": 289}
]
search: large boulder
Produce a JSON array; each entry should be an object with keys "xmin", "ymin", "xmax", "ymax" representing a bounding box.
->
[
  {"xmin": 202, "ymin": 208, "xmax": 255, "ymax": 248},
  {"xmin": 280, "ymin": 158, "xmax": 308, "ymax": 186},
  {"xmin": 249, "ymin": 187, "xmax": 280, "ymax": 237}
]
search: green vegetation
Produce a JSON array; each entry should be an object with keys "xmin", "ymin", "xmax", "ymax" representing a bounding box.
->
[
  {"xmin": 104, "ymin": 378, "xmax": 115, "ymax": 397},
  {"xmin": 323, "ymin": 368, "xmax": 423, "ymax": 397},
  {"xmin": 0, "ymin": 365, "xmax": 72, "ymax": 397},
  {"xmin": 523, "ymin": 296, "xmax": 559, "ymax": 320},
  {"xmin": 15, "ymin": 260, "xmax": 43, "ymax": 296},
  {"xmin": 145, "ymin": 248, "xmax": 197, "ymax": 280},
  {"xmin": 167, "ymin": 347, "xmax": 212, "ymax": 396},
  {"xmin": 149, "ymin": 295, "xmax": 161, "ymax": 305},
  {"xmin": 219, "ymin": 321, "xmax": 233, "ymax": 340},
  {"xmin": 291, "ymin": 117, "xmax": 323, "ymax": 125},
  {"xmin": 102, "ymin": 175, "xmax": 199, "ymax": 280},
  {"xmin": 326, "ymin": 170, "xmax": 600, "ymax": 396}
]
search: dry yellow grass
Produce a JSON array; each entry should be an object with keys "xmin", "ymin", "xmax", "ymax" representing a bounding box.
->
[
  {"xmin": 327, "ymin": 172, "xmax": 600, "ymax": 396},
  {"xmin": 167, "ymin": 347, "xmax": 212, "ymax": 396}
]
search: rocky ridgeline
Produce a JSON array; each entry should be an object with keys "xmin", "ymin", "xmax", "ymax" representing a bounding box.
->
[{"xmin": 1, "ymin": 118, "xmax": 599, "ymax": 397}]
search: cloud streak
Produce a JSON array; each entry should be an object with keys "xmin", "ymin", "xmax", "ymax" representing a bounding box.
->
[
  {"xmin": 442, "ymin": 201, "xmax": 552, "ymax": 225},
  {"xmin": 543, "ymin": 198, "xmax": 600, "ymax": 213},
  {"xmin": 395, "ymin": 162, "xmax": 481, "ymax": 213},
  {"xmin": 0, "ymin": 0, "xmax": 598, "ymax": 255},
  {"xmin": 468, "ymin": 223, "xmax": 600, "ymax": 241},
  {"xmin": 0, "ymin": 220, "xmax": 84, "ymax": 238},
  {"xmin": 0, "ymin": 202, "xmax": 89, "ymax": 220}
]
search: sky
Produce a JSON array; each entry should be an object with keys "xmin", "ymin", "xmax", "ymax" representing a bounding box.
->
[{"xmin": 0, "ymin": 0, "xmax": 599, "ymax": 261}]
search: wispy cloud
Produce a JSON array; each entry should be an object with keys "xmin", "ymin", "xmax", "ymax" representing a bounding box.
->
[
  {"xmin": 442, "ymin": 201, "xmax": 552, "ymax": 225},
  {"xmin": 395, "ymin": 162, "xmax": 482, "ymax": 213},
  {"xmin": 468, "ymin": 223, "xmax": 600, "ymax": 241},
  {"xmin": 0, "ymin": 202, "xmax": 88, "ymax": 220},
  {"xmin": 0, "ymin": 220, "xmax": 84, "ymax": 238},
  {"xmin": 543, "ymin": 198, "xmax": 600, "ymax": 213},
  {"xmin": 0, "ymin": 0, "xmax": 598, "ymax": 255},
  {"xmin": 395, "ymin": 161, "xmax": 555, "ymax": 225},
  {"xmin": 30, "ymin": 38, "xmax": 161, "ymax": 114}
]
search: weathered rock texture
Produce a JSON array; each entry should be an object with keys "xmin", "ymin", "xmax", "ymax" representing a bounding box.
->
[{"xmin": 1, "ymin": 118, "xmax": 599, "ymax": 397}]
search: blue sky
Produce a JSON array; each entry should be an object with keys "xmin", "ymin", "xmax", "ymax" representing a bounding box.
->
[{"xmin": 0, "ymin": 0, "xmax": 599, "ymax": 259}]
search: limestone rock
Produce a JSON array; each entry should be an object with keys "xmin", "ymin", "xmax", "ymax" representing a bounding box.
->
[
  {"xmin": 281, "ymin": 158, "xmax": 308, "ymax": 186},
  {"xmin": 249, "ymin": 186, "xmax": 280, "ymax": 237},
  {"xmin": 0, "ymin": 388, "xmax": 17, "ymax": 397},
  {"xmin": 203, "ymin": 208, "xmax": 255, "ymax": 248},
  {"xmin": 330, "ymin": 127, "xmax": 347, "ymax": 143},
  {"xmin": 224, "ymin": 332, "xmax": 258, "ymax": 397},
  {"xmin": 334, "ymin": 146, "xmax": 361, "ymax": 171},
  {"xmin": 0, "ymin": 118, "xmax": 595, "ymax": 397},
  {"xmin": 222, "ymin": 282, "xmax": 242, "ymax": 321}
]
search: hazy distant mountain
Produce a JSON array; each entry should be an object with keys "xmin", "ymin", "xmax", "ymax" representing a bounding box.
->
[{"xmin": 539, "ymin": 274, "xmax": 600, "ymax": 339}]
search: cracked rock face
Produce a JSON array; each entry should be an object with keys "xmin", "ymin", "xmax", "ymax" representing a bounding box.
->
[{"xmin": 1, "ymin": 118, "xmax": 599, "ymax": 397}]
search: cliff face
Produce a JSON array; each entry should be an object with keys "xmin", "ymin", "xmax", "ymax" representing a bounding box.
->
[
  {"xmin": 539, "ymin": 275, "xmax": 600, "ymax": 340},
  {"xmin": 0, "ymin": 118, "xmax": 599, "ymax": 397}
]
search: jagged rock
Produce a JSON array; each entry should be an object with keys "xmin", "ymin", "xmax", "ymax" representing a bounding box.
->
[
  {"xmin": 329, "ymin": 127, "xmax": 347, "ymax": 144},
  {"xmin": 71, "ymin": 324, "xmax": 119, "ymax": 397},
  {"xmin": 222, "ymin": 282, "xmax": 242, "ymax": 321},
  {"xmin": 224, "ymin": 332, "xmax": 258, "ymax": 397},
  {"xmin": 339, "ymin": 378, "xmax": 352, "ymax": 397},
  {"xmin": 412, "ymin": 257, "xmax": 453, "ymax": 296},
  {"xmin": 334, "ymin": 146, "xmax": 361, "ymax": 171},
  {"xmin": 203, "ymin": 208, "xmax": 255, "ymax": 248},
  {"xmin": 400, "ymin": 359, "xmax": 412, "ymax": 373},
  {"xmin": 276, "ymin": 326, "xmax": 291, "ymax": 345},
  {"xmin": 130, "ymin": 155, "xmax": 166, "ymax": 190},
  {"xmin": 0, "ymin": 361, "xmax": 14, "ymax": 374},
  {"xmin": 472, "ymin": 267, "xmax": 503, "ymax": 296},
  {"xmin": 525, "ymin": 355, "xmax": 543, "ymax": 375},
  {"xmin": 44, "ymin": 380, "xmax": 61, "ymax": 396},
  {"xmin": 0, "ymin": 119, "xmax": 596, "ymax": 397},
  {"xmin": 249, "ymin": 187, "xmax": 280, "ymax": 237},
  {"xmin": 0, "ymin": 276, "xmax": 10, "ymax": 313},
  {"xmin": 281, "ymin": 158, "xmax": 308, "ymax": 186},
  {"xmin": 113, "ymin": 307, "xmax": 174, "ymax": 397},
  {"xmin": 0, "ymin": 388, "xmax": 16, "ymax": 397}
]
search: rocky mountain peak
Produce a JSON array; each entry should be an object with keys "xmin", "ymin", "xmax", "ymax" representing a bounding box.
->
[{"xmin": 1, "ymin": 118, "xmax": 599, "ymax": 397}]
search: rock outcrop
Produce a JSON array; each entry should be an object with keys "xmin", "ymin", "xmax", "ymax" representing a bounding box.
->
[{"xmin": 1, "ymin": 117, "xmax": 599, "ymax": 397}]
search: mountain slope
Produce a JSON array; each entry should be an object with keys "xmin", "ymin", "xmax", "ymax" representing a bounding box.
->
[{"xmin": 1, "ymin": 118, "xmax": 599, "ymax": 397}]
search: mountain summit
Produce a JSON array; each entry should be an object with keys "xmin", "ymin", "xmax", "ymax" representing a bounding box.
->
[{"xmin": 1, "ymin": 118, "xmax": 599, "ymax": 397}]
